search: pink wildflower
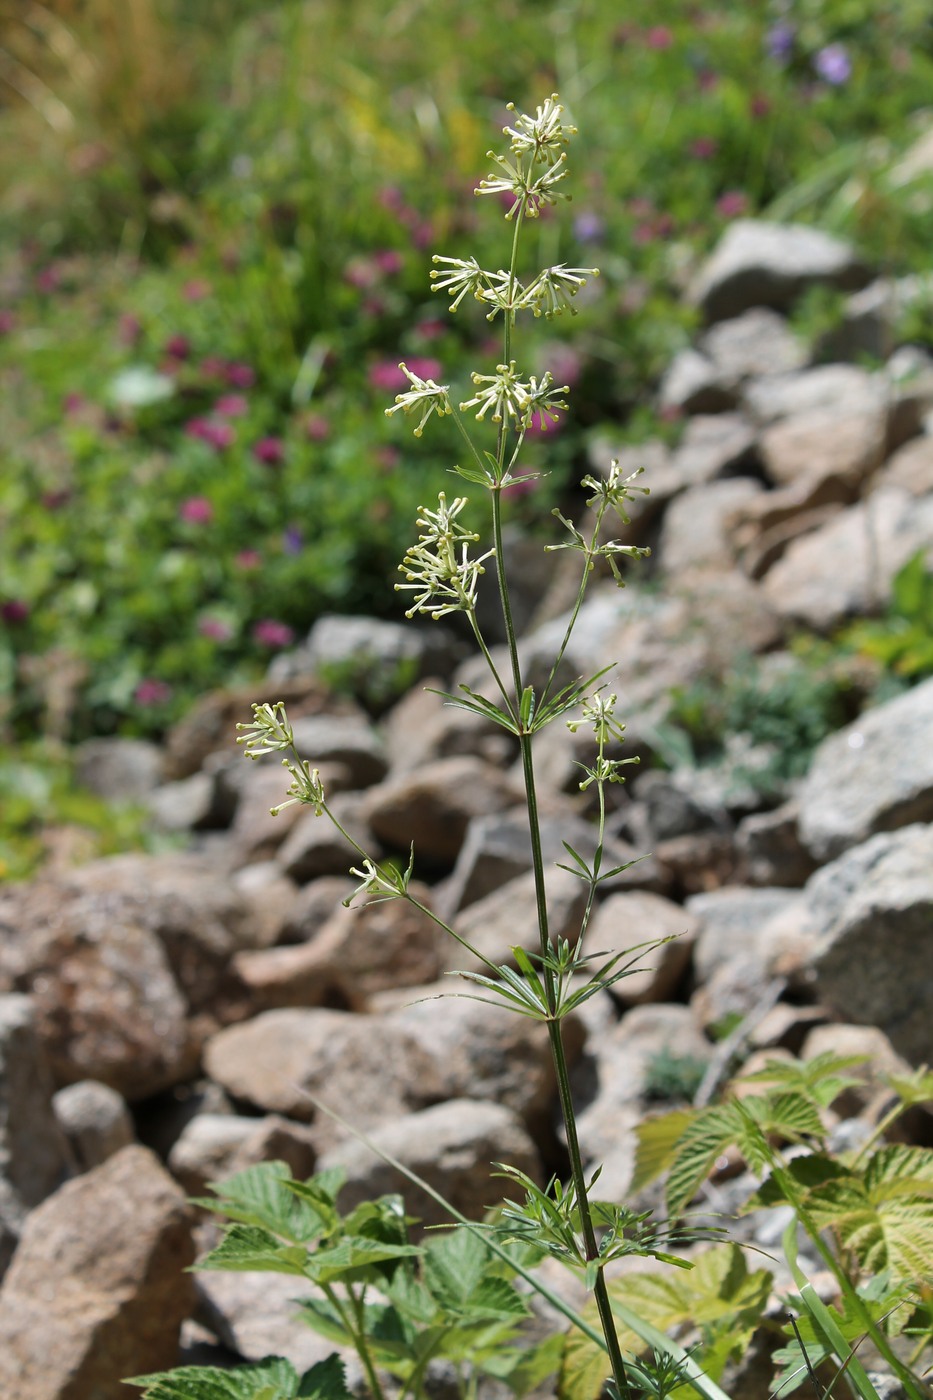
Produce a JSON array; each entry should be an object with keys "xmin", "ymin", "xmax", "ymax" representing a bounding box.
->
[
  {"xmin": 0, "ymin": 310, "xmax": 17, "ymax": 335},
  {"xmin": 690, "ymin": 137, "xmax": 718, "ymax": 160},
  {"xmin": 198, "ymin": 617, "xmax": 233, "ymax": 641},
  {"xmin": 234, "ymin": 550, "xmax": 262, "ymax": 571},
  {"xmin": 252, "ymin": 619, "xmax": 294, "ymax": 648},
  {"xmin": 134, "ymin": 679, "xmax": 173, "ymax": 705},
  {"xmin": 373, "ymin": 249, "xmax": 404, "ymax": 275},
  {"xmin": 164, "ymin": 334, "xmax": 191, "ymax": 360},
  {"xmin": 182, "ymin": 279, "xmax": 211, "ymax": 301},
  {"xmin": 645, "ymin": 25, "xmax": 673, "ymax": 49},
  {"xmin": 225, "ymin": 362, "xmax": 256, "ymax": 389},
  {"xmin": 303, "ymin": 413, "xmax": 330, "ymax": 441},
  {"xmin": 1, "ymin": 600, "xmax": 29, "ymax": 624},
  {"xmin": 716, "ymin": 190, "xmax": 749, "ymax": 218},
  {"xmin": 253, "ymin": 436, "xmax": 285, "ymax": 466},
  {"xmin": 214, "ymin": 394, "xmax": 249, "ymax": 418},
  {"xmin": 179, "ymin": 496, "xmax": 214, "ymax": 524}
]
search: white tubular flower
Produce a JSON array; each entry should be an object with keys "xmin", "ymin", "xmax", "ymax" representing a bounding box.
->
[
  {"xmin": 459, "ymin": 361, "xmax": 531, "ymax": 424},
  {"xmin": 236, "ymin": 701, "xmax": 294, "ymax": 757},
  {"xmin": 474, "ymin": 268, "xmax": 523, "ymax": 321},
  {"xmin": 429, "ymin": 255, "xmax": 487, "ymax": 311},
  {"xmin": 523, "ymin": 372, "xmax": 569, "ymax": 431},
  {"xmin": 566, "ymin": 690, "xmax": 626, "ymax": 745},
  {"xmin": 503, "ymin": 94, "xmax": 577, "ymax": 162},
  {"xmin": 396, "ymin": 492, "xmax": 495, "ymax": 620},
  {"xmin": 273, "ymin": 758, "xmax": 326, "ymax": 817},
  {"xmin": 582, "ymin": 460, "xmax": 651, "ymax": 520},
  {"xmin": 384, "ymin": 362, "xmax": 452, "ymax": 437},
  {"xmin": 522, "ymin": 264, "xmax": 600, "ymax": 318},
  {"xmin": 476, "ymin": 150, "xmax": 570, "ymax": 220}
]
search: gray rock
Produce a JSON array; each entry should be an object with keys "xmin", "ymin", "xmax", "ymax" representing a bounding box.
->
[
  {"xmin": 742, "ymin": 363, "xmax": 884, "ymax": 427},
  {"xmin": 275, "ymin": 612, "xmax": 463, "ymax": 701},
  {"xmin": 382, "ymin": 681, "xmax": 516, "ymax": 776},
  {"xmin": 0, "ymin": 1145, "xmax": 194, "ymax": 1400},
  {"xmin": 699, "ymin": 308, "xmax": 807, "ymax": 387},
  {"xmin": 804, "ymin": 825, "xmax": 933, "ymax": 1064},
  {"xmin": 0, "ymin": 995, "xmax": 72, "ymax": 1276},
  {"xmin": 876, "ymin": 432, "xmax": 933, "ymax": 497},
  {"xmin": 658, "ymin": 347, "xmax": 734, "ymax": 414},
  {"xmin": 798, "ymin": 676, "xmax": 933, "ymax": 861},
  {"xmin": 761, "ymin": 486, "xmax": 933, "ymax": 631},
  {"xmin": 586, "ymin": 890, "xmax": 696, "ymax": 1004},
  {"xmin": 378, "ymin": 984, "xmax": 583, "ymax": 1135},
  {"xmin": 690, "ymin": 886, "xmax": 804, "ymax": 987},
  {"xmin": 276, "ymin": 791, "xmax": 374, "ymax": 883},
  {"xmin": 362, "ymin": 755, "xmax": 521, "ymax": 868},
  {"xmin": 288, "ymin": 713, "xmax": 388, "ymax": 789},
  {"xmin": 657, "ymin": 477, "xmax": 765, "ymax": 575},
  {"xmin": 202, "ymin": 1008, "xmax": 444, "ymax": 1147},
  {"xmin": 74, "ymin": 737, "xmax": 164, "ymax": 801},
  {"xmin": 277, "ymin": 873, "xmax": 356, "ymax": 943},
  {"xmin": 758, "ymin": 403, "xmax": 887, "ymax": 492},
  {"xmin": 168, "ymin": 1112, "xmax": 316, "ymax": 1196},
  {"xmin": 669, "ymin": 412, "xmax": 759, "ymax": 486},
  {"xmin": 689, "ymin": 220, "xmax": 870, "ymax": 323},
  {"xmin": 148, "ymin": 770, "xmax": 221, "ymax": 831},
  {"xmin": 196, "ymin": 1268, "xmax": 364, "ymax": 1381},
  {"xmin": 448, "ymin": 865, "xmax": 588, "ymax": 976},
  {"xmin": 317, "ymin": 1098, "xmax": 542, "ymax": 1228},
  {"xmin": 52, "ymin": 1079, "xmax": 135, "ymax": 1172},
  {"xmin": 735, "ymin": 802, "xmax": 817, "ymax": 888}
]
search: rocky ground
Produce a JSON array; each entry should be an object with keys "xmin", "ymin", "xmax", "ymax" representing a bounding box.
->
[{"xmin": 1, "ymin": 219, "xmax": 932, "ymax": 1399}]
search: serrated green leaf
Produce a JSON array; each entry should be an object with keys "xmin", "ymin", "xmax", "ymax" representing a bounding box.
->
[
  {"xmin": 805, "ymin": 1146, "xmax": 933, "ymax": 1284},
  {"xmin": 294, "ymin": 1296, "xmax": 355, "ymax": 1348},
  {"xmin": 467, "ymin": 1275, "xmax": 530, "ymax": 1320},
  {"xmin": 126, "ymin": 1356, "xmax": 299, "ymax": 1399},
  {"xmin": 305, "ymin": 1235, "xmax": 422, "ymax": 1285},
  {"xmin": 196, "ymin": 1224, "xmax": 311, "ymax": 1276},
  {"xmin": 423, "ymin": 1227, "xmax": 490, "ymax": 1308},
  {"xmin": 200, "ymin": 1163, "xmax": 333, "ymax": 1244},
  {"xmin": 739, "ymin": 1051, "xmax": 867, "ymax": 1110},
  {"xmin": 296, "ymin": 1354, "xmax": 352, "ymax": 1400},
  {"xmin": 883, "ymin": 1066, "xmax": 933, "ymax": 1107},
  {"xmin": 665, "ymin": 1104, "xmax": 742, "ymax": 1218},
  {"xmin": 631, "ymin": 1110, "xmax": 697, "ymax": 1194}
]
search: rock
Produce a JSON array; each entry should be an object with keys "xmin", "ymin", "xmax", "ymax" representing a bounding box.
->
[
  {"xmin": 202, "ymin": 1008, "xmax": 444, "ymax": 1147},
  {"xmin": 798, "ymin": 677, "xmax": 933, "ymax": 860},
  {"xmin": 761, "ymin": 487, "xmax": 933, "ymax": 631},
  {"xmin": 585, "ymin": 890, "xmax": 696, "ymax": 1005},
  {"xmin": 226, "ymin": 762, "xmax": 311, "ymax": 862},
  {"xmin": 699, "ymin": 308, "xmax": 807, "ymax": 387},
  {"xmin": 0, "ymin": 994, "xmax": 72, "ymax": 1276},
  {"xmin": 378, "ymin": 984, "xmax": 584, "ymax": 1136},
  {"xmin": 300, "ymin": 612, "xmax": 464, "ymax": 696},
  {"xmin": 669, "ymin": 412, "xmax": 759, "ymax": 486},
  {"xmin": 168, "ymin": 1112, "xmax": 317, "ymax": 1196},
  {"xmin": 575, "ymin": 1004, "xmax": 711, "ymax": 1200},
  {"xmin": 735, "ymin": 802, "xmax": 817, "ymax": 887},
  {"xmin": 52, "ymin": 1080, "xmax": 135, "ymax": 1172},
  {"xmin": 361, "ymin": 755, "xmax": 522, "ymax": 868},
  {"xmin": 277, "ymin": 874, "xmax": 356, "ymax": 943},
  {"xmin": 148, "ymin": 770, "xmax": 226, "ymax": 831},
  {"xmin": 0, "ymin": 879, "xmax": 196, "ymax": 1101},
  {"xmin": 74, "ymin": 737, "xmax": 164, "ymax": 801},
  {"xmin": 0, "ymin": 1145, "xmax": 195, "ymax": 1400},
  {"xmin": 800, "ymin": 1023, "xmax": 913, "ymax": 1119},
  {"xmin": 195, "ymin": 1268, "xmax": 363, "ymax": 1380},
  {"xmin": 231, "ymin": 862, "xmax": 302, "ymax": 948},
  {"xmin": 288, "ymin": 713, "xmax": 388, "ymax": 789},
  {"xmin": 803, "ymin": 825, "xmax": 933, "ymax": 1064},
  {"xmin": 741, "ymin": 363, "xmax": 883, "ymax": 427},
  {"xmin": 690, "ymin": 886, "xmax": 803, "ymax": 986},
  {"xmin": 276, "ymin": 791, "xmax": 374, "ymax": 883},
  {"xmin": 234, "ymin": 883, "xmax": 445, "ymax": 1011},
  {"xmin": 658, "ymin": 347, "xmax": 734, "ymax": 415},
  {"xmin": 449, "ymin": 865, "xmax": 588, "ymax": 975},
  {"xmin": 875, "ymin": 432, "xmax": 933, "ymax": 497},
  {"xmin": 317, "ymin": 1098, "xmax": 542, "ymax": 1228},
  {"xmin": 657, "ymin": 478, "xmax": 764, "ymax": 575},
  {"xmin": 758, "ymin": 404, "xmax": 887, "ymax": 492},
  {"xmin": 382, "ymin": 681, "xmax": 516, "ymax": 775},
  {"xmin": 689, "ymin": 220, "xmax": 870, "ymax": 323}
]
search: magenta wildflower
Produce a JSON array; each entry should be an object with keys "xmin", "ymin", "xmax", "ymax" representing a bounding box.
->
[
  {"xmin": 303, "ymin": 413, "xmax": 330, "ymax": 441},
  {"xmin": 690, "ymin": 137, "xmax": 718, "ymax": 160},
  {"xmin": 716, "ymin": 190, "xmax": 749, "ymax": 218},
  {"xmin": 63, "ymin": 392, "xmax": 86, "ymax": 414},
  {"xmin": 134, "ymin": 679, "xmax": 173, "ymax": 705},
  {"xmin": 252, "ymin": 619, "xmax": 295, "ymax": 648},
  {"xmin": 373, "ymin": 249, "xmax": 404, "ymax": 275},
  {"xmin": 225, "ymin": 362, "xmax": 256, "ymax": 389},
  {"xmin": 118, "ymin": 313, "xmax": 142, "ymax": 346},
  {"xmin": 253, "ymin": 436, "xmax": 285, "ymax": 466},
  {"xmin": 234, "ymin": 550, "xmax": 262, "ymax": 571},
  {"xmin": 35, "ymin": 265, "xmax": 61, "ymax": 294},
  {"xmin": 182, "ymin": 279, "xmax": 211, "ymax": 302},
  {"xmin": 214, "ymin": 394, "xmax": 249, "ymax": 418},
  {"xmin": 165, "ymin": 334, "xmax": 191, "ymax": 360},
  {"xmin": 414, "ymin": 318, "xmax": 447, "ymax": 341},
  {"xmin": 0, "ymin": 309, "xmax": 17, "ymax": 335},
  {"xmin": 179, "ymin": 496, "xmax": 214, "ymax": 524},
  {"xmin": 200, "ymin": 355, "xmax": 226, "ymax": 380},
  {"xmin": 645, "ymin": 25, "xmax": 673, "ymax": 49},
  {"xmin": 198, "ymin": 616, "xmax": 234, "ymax": 641},
  {"xmin": 1, "ymin": 599, "xmax": 29, "ymax": 624},
  {"xmin": 185, "ymin": 417, "xmax": 234, "ymax": 450},
  {"xmin": 369, "ymin": 361, "xmax": 409, "ymax": 393}
]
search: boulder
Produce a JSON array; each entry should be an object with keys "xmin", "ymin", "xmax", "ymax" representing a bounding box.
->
[
  {"xmin": 317, "ymin": 1098, "xmax": 542, "ymax": 1227},
  {"xmin": 52, "ymin": 1080, "xmax": 135, "ymax": 1173},
  {"xmin": 657, "ymin": 478, "xmax": 764, "ymax": 575},
  {"xmin": 74, "ymin": 737, "xmax": 164, "ymax": 801},
  {"xmin": 803, "ymin": 825, "xmax": 933, "ymax": 1064},
  {"xmin": 585, "ymin": 890, "xmax": 697, "ymax": 1005},
  {"xmin": 361, "ymin": 755, "xmax": 522, "ymax": 867},
  {"xmin": 798, "ymin": 677, "xmax": 933, "ymax": 860},
  {"xmin": 276, "ymin": 792, "xmax": 374, "ymax": 883},
  {"xmin": 658, "ymin": 347, "xmax": 734, "ymax": 415},
  {"xmin": 449, "ymin": 865, "xmax": 588, "ymax": 975},
  {"xmin": 741, "ymin": 363, "xmax": 883, "ymax": 427},
  {"xmin": 0, "ymin": 1145, "xmax": 194, "ymax": 1400},
  {"xmin": 689, "ymin": 220, "xmax": 870, "ymax": 322},
  {"xmin": 202, "ymin": 1008, "xmax": 444, "ymax": 1147},
  {"xmin": 167, "ymin": 1112, "xmax": 316, "ymax": 1196},
  {"xmin": 699, "ymin": 308, "xmax": 807, "ymax": 387}
]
